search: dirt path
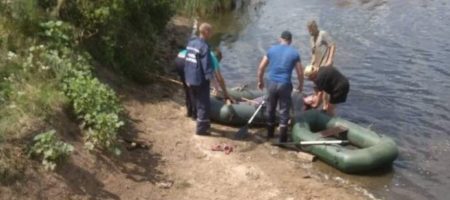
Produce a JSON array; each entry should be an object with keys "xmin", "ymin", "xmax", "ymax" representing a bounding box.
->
[
  {"xmin": 0, "ymin": 80, "xmax": 371, "ymax": 200},
  {"xmin": 110, "ymin": 82, "xmax": 368, "ymax": 200}
]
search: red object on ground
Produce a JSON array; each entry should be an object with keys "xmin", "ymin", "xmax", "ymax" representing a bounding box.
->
[{"xmin": 211, "ymin": 143, "xmax": 234, "ymax": 155}]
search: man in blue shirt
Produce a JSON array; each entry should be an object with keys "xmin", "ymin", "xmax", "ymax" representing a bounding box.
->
[
  {"xmin": 257, "ymin": 31, "xmax": 304, "ymax": 142},
  {"xmin": 184, "ymin": 23, "xmax": 214, "ymax": 135}
]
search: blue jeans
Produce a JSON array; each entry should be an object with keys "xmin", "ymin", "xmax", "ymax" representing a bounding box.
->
[{"xmin": 266, "ymin": 81, "xmax": 292, "ymax": 127}]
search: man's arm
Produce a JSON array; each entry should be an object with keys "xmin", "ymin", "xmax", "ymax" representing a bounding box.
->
[
  {"xmin": 294, "ymin": 61, "xmax": 304, "ymax": 92},
  {"xmin": 214, "ymin": 70, "xmax": 235, "ymax": 103},
  {"xmin": 257, "ymin": 56, "xmax": 269, "ymax": 90},
  {"xmin": 323, "ymin": 31, "xmax": 336, "ymax": 67},
  {"xmin": 324, "ymin": 43, "xmax": 336, "ymax": 67},
  {"xmin": 312, "ymin": 90, "xmax": 324, "ymax": 108},
  {"xmin": 310, "ymin": 53, "xmax": 316, "ymax": 66}
]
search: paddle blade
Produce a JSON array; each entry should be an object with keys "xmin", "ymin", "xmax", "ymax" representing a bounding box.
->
[{"xmin": 234, "ymin": 125, "xmax": 249, "ymax": 139}]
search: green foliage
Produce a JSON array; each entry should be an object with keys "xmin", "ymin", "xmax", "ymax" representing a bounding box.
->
[
  {"xmin": 33, "ymin": 20, "xmax": 125, "ymax": 153},
  {"xmin": 60, "ymin": 0, "xmax": 174, "ymax": 83},
  {"xmin": 38, "ymin": 20, "xmax": 73, "ymax": 48},
  {"xmin": 63, "ymin": 71, "xmax": 123, "ymax": 154},
  {"xmin": 0, "ymin": 45, "xmax": 68, "ymax": 139},
  {"xmin": 1, "ymin": 0, "xmax": 44, "ymax": 36},
  {"xmin": 29, "ymin": 130, "xmax": 74, "ymax": 171},
  {"xmin": 1, "ymin": 0, "xmax": 181, "ymax": 155},
  {"xmin": 1, "ymin": 18, "xmax": 124, "ymax": 153},
  {"xmin": 174, "ymin": 0, "xmax": 235, "ymax": 16}
]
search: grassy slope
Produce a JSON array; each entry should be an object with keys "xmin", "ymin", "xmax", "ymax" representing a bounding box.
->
[{"xmin": 0, "ymin": 0, "xmax": 235, "ymax": 185}]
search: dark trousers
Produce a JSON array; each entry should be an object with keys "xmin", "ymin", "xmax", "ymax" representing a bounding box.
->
[
  {"xmin": 189, "ymin": 81, "xmax": 211, "ymax": 134},
  {"xmin": 176, "ymin": 67, "xmax": 196, "ymax": 117},
  {"xmin": 266, "ymin": 81, "xmax": 292, "ymax": 127}
]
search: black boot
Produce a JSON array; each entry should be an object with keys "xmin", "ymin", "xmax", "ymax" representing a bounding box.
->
[
  {"xmin": 267, "ymin": 125, "xmax": 275, "ymax": 139},
  {"xmin": 279, "ymin": 126, "xmax": 288, "ymax": 143}
]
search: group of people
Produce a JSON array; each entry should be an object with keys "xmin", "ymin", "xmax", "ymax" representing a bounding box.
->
[{"xmin": 175, "ymin": 20, "xmax": 350, "ymax": 142}]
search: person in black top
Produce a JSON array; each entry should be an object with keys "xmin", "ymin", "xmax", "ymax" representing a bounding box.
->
[{"xmin": 303, "ymin": 65, "xmax": 349, "ymax": 116}]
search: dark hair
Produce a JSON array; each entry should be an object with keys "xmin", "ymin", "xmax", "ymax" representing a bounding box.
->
[
  {"xmin": 214, "ymin": 47, "xmax": 222, "ymax": 62},
  {"xmin": 281, "ymin": 31, "xmax": 292, "ymax": 42}
]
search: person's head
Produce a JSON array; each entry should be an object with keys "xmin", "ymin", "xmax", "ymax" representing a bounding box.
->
[
  {"xmin": 214, "ymin": 48, "xmax": 223, "ymax": 62},
  {"xmin": 304, "ymin": 64, "xmax": 319, "ymax": 80},
  {"xmin": 307, "ymin": 20, "xmax": 319, "ymax": 37},
  {"xmin": 199, "ymin": 23, "xmax": 213, "ymax": 40},
  {"xmin": 280, "ymin": 30, "xmax": 292, "ymax": 44}
]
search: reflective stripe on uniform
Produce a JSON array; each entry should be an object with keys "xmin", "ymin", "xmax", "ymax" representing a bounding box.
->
[
  {"xmin": 186, "ymin": 57, "xmax": 197, "ymax": 64},
  {"xmin": 197, "ymin": 119, "xmax": 210, "ymax": 122},
  {"xmin": 187, "ymin": 46, "xmax": 200, "ymax": 53},
  {"xmin": 185, "ymin": 52, "xmax": 197, "ymax": 64}
]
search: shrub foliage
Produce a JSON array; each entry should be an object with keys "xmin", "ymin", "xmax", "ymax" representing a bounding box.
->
[{"xmin": 29, "ymin": 130, "xmax": 74, "ymax": 171}]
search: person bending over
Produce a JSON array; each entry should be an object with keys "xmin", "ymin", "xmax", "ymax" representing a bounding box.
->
[{"xmin": 303, "ymin": 65, "xmax": 349, "ymax": 116}]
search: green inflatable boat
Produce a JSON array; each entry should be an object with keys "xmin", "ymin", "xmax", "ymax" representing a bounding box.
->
[
  {"xmin": 210, "ymin": 96, "xmax": 266, "ymax": 126},
  {"xmin": 210, "ymin": 87, "xmax": 266, "ymax": 126},
  {"xmin": 226, "ymin": 87, "xmax": 264, "ymax": 100},
  {"xmin": 292, "ymin": 110, "xmax": 398, "ymax": 173}
]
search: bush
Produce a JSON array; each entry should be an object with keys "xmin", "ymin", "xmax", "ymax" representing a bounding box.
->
[
  {"xmin": 174, "ymin": 0, "xmax": 235, "ymax": 16},
  {"xmin": 0, "ymin": 45, "xmax": 67, "ymax": 140},
  {"xmin": 1, "ymin": 17, "xmax": 124, "ymax": 154},
  {"xmin": 35, "ymin": 20, "xmax": 124, "ymax": 153},
  {"xmin": 1, "ymin": 0, "xmax": 190, "ymax": 156},
  {"xmin": 59, "ymin": 0, "xmax": 174, "ymax": 83},
  {"xmin": 63, "ymin": 71, "xmax": 123, "ymax": 154},
  {"xmin": 29, "ymin": 130, "xmax": 74, "ymax": 171}
]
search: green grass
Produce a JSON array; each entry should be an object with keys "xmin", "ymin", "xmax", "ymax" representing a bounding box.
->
[{"xmin": 0, "ymin": 48, "xmax": 67, "ymax": 141}]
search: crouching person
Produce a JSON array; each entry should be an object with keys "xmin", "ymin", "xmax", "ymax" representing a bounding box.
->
[{"xmin": 304, "ymin": 65, "xmax": 349, "ymax": 116}]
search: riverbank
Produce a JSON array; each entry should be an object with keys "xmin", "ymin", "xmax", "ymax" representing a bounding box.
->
[{"xmin": 0, "ymin": 16, "xmax": 369, "ymax": 200}]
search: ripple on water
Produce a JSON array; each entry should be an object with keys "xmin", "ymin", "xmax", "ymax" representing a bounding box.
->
[{"xmin": 214, "ymin": 0, "xmax": 450, "ymax": 199}]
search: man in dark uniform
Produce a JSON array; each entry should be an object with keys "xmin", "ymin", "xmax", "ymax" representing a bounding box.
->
[
  {"xmin": 175, "ymin": 48, "xmax": 196, "ymax": 119},
  {"xmin": 257, "ymin": 31, "xmax": 304, "ymax": 142},
  {"xmin": 304, "ymin": 65, "xmax": 350, "ymax": 116},
  {"xmin": 184, "ymin": 23, "xmax": 214, "ymax": 135}
]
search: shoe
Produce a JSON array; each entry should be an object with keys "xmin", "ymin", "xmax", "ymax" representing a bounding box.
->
[
  {"xmin": 279, "ymin": 126, "xmax": 288, "ymax": 143},
  {"xmin": 266, "ymin": 125, "xmax": 275, "ymax": 139},
  {"xmin": 196, "ymin": 131, "xmax": 211, "ymax": 136}
]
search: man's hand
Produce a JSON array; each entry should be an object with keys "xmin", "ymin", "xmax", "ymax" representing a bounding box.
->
[
  {"xmin": 211, "ymin": 88, "xmax": 218, "ymax": 96},
  {"xmin": 258, "ymin": 81, "xmax": 264, "ymax": 91},
  {"xmin": 257, "ymin": 56, "xmax": 269, "ymax": 91},
  {"xmin": 225, "ymin": 95, "xmax": 236, "ymax": 104},
  {"xmin": 304, "ymin": 95, "xmax": 314, "ymax": 105},
  {"xmin": 296, "ymin": 86, "xmax": 303, "ymax": 93},
  {"xmin": 311, "ymin": 94, "xmax": 321, "ymax": 108}
]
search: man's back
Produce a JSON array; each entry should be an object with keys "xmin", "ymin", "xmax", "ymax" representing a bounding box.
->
[
  {"xmin": 184, "ymin": 37, "xmax": 213, "ymax": 86},
  {"xmin": 267, "ymin": 44, "xmax": 300, "ymax": 83},
  {"xmin": 314, "ymin": 66, "xmax": 348, "ymax": 94}
]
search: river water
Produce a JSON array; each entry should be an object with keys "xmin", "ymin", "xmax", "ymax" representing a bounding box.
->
[{"xmin": 208, "ymin": 0, "xmax": 450, "ymax": 199}]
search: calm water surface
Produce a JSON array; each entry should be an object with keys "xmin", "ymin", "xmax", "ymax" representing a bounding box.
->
[{"xmin": 209, "ymin": 0, "xmax": 450, "ymax": 199}]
